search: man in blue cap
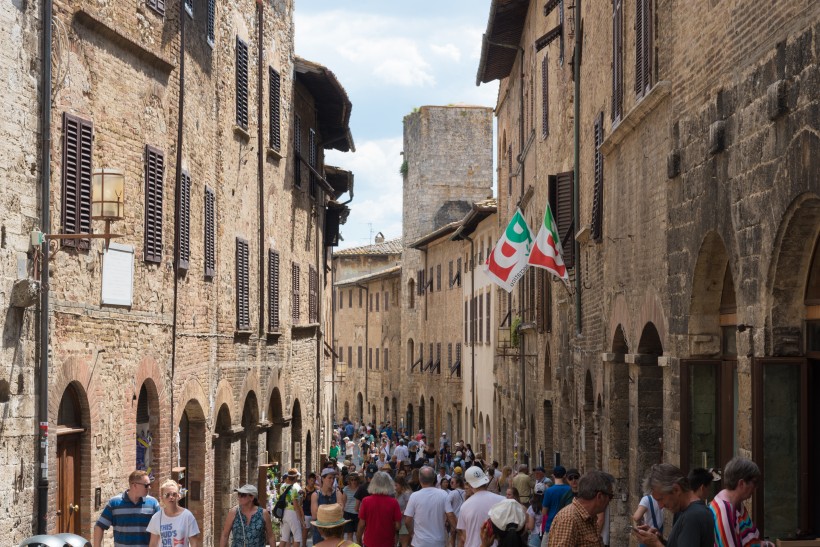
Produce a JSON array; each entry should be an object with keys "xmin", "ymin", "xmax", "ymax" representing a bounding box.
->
[{"xmin": 539, "ymin": 465, "xmax": 572, "ymax": 546}]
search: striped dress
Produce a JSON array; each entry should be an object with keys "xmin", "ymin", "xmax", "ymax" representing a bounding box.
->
[{"xmin": 709, "ymin": 490, "xmax": 762, "ymax": 546}]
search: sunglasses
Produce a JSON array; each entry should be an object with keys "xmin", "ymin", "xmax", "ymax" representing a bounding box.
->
[
  {"xmin": 598, "ymin": 490, "xmax": 614, "ymax": 500},
  {"xmin": 133, "ymin": 482, "xmax": 152, "ymax": 488},
  {"xmin": 163, "ymin": 492, "xmax": 180, "ymax": 499},
  {"xmin": 567, "ymin": 475, "xmax": 580, "ymax": 480}
]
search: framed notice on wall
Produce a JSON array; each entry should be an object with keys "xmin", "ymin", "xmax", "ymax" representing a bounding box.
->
[{"xmin": 101, "ymin": 243, "xmax": 134, "ymax": 306}]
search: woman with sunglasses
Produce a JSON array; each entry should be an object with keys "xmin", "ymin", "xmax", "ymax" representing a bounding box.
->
[
  {"xmin": 219, "ymin": 484, "xmax": 275, "ymax": 547},
  {"xmin": 147, "ymin": 480, "xmax": 201, "ymax": 547}
]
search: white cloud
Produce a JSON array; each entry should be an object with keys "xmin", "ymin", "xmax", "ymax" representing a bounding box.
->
[{"xmin": 430, "ymin": 43, "xmax": 461, "ymax": 62}]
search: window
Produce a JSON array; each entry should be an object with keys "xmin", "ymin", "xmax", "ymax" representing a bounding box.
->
[
  {"xmin": 549, "ymin": 172, "xmax": 575, "ymax": 268},
  {"xmin": 436, "ymin": 265, "xmax": 441, "ymax": 291},
  {"xmin": 61, "ymin": 113, "xmax": 93, "ymax": 249},
  {"xmin": 236, "ymin": 238, "xmax": 250, "ymax": 330},
  {"xmin": 146, "ymin": 0, "xmax": 165, "ymax": 16},
  {"xmin": 635, "ymin": 0, "xmax": 653, "ymax": 97},
  {"xmin": 478, "ymin": 294, "xmax": 484, "ymax": 344},
  {"xmin": 541, "ymin": 54, "xmax": 549, "ymax": 138},
  {"xmin": 435, "ymin": 343, "xmax": 441, "ymax": 374},
  {"xmin": 292, "ymin": 263, "xmax": 300, "ymax": 322},
  {"xmin": 383, "ymin": 348, "xmax": 389, "ymax": 370},
  {"xmin": 376, "ymin": 292, "xmax": 380, "ymax": 311},
  {"xmin": 309, "ymin": 265, "xmax": 318, "ymax": 323},
  {"xmin": 612, "ymin": 0, "xmax": 624, "ymax": 120},
  {"xmin": 144, "ymin": 145, "xmax": 165, "ymax": 263},
  {"xmin": 375, "ymin": 348, "xmax": 379, "ymax": 369},
  {"xmin": 359, "ymin": 288, "xmax": 362, "ymax": 308},
  {"xmin": 456, "ymin": 258, "xmax": 462, "ymax": 287},
  {"xmin": 429, "ymin": 267, "xmax": 434, "ymax": 293},
  {"xmin": 453, "ymin": 343, "xmax": 462, "ymax": 378},
  {"xmin": 294, "ymin": 115, "xmax": 302, "ymax": 188},
  {"xmin": 357, "ymin": 346, "xmax": 362, "ymax": 368},
  {"xmin": 486, "ymin": 290, "xmax": 491, "ymax": 342},
  {"xmin": 184, "ymin": 0, "xmax": 192, "ymax": 16},
  {"xmin": 349, "ymin": 289, "xmax": 353, "ymax": 308},
  {"xmin": 448, "ymin": 343, "xmax": 453, "ymax": 369},
  {"xmin": 206, "ymin": 0, "xmax": 215, "ymax": 45},
  {"xmin": 269, "ymin": 68, "xmax": 281, "ymax": 150},
  {"xmin": 537, "ymin": 269, "xmax": 551, "ymax": 333},
  {"xmin": 347, "ymin": 347, "xmax": 352, "ymax": 368},
  {"xmin": 591, "ymin": 112, "xmax": 604, "ymax": 241},
  {"xmin": 369, "ymin": 348, "xmax": 373, "ymax": 369},
  {"xmin": 464, "ymin": 300, "xmax": 468, "ymax": 344},
  {"xmin": 369, "ymin": 293, "xmax": 373, "ymax": 311},
  {"xmin": 235, "ymin": 37, "xmax": 249, "ymax": 129},
  {"xmin": 268, "ymin": 250, "xmax": 280, "ymax": 331},
  {"xmin": 309, "ymin": 128, "xmax": 317, "ymax": 199},
  {"xmin": 384, "ymin": 291, "xmax": 389, "ymax": 311},
  {"xmin": 204, "ymin": 186, "xmax": 215, "ymax": 278},
  {"xmin": 339, "ymin": 289, "xmax": 343, "ymax": 310},
  {"xmin": 176, "ymin": 170, "xmax": 191, "ymax": 271}
]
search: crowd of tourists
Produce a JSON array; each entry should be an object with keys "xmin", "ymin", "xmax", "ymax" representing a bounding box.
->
[{"xmin": 90, "ymin": 417, "xmax": 776, "ymax": 547}]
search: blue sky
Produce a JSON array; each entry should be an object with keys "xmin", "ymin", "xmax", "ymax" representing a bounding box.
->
[{"xmin": 295, "ymin": 0, "xmax": 499, "ymax": 249}]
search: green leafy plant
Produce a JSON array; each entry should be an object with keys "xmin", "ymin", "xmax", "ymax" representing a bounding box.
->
[
  {"xmin": 511, "ymin": 316, "xmax": 522, "ymax": 347},
  {"xmin": 399, "ymin": 160, "xmax": 408, "ymax": 177}
]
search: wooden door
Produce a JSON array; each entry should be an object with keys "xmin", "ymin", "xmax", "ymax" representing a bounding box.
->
[{"xmin": 57, "ymin": 434, "xmax": 81, "ymax": 534}]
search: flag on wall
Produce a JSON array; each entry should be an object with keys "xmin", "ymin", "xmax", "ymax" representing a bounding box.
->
[
  {"xmin": 485, "ymin": 208, "xmax": 533, "ymax": 293},
  {"xmin": 528, "ymin": 201, "xmax": 568, "ymax": 283}
]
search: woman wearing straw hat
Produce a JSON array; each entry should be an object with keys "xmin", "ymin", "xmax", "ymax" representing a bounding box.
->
[
  {"xmin": 311, "ymin": 503, "xmax": 360, "ymax": 547},
  {"xmin": 147, "ymin": 480, "xmax": 201, "ymax": 547},
  {"xmin": 218, "ymin": 484, "xmax": 275, "ymax": 547}
]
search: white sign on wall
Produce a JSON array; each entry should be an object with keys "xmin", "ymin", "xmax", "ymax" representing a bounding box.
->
[{"xmin": 101, "ymin": 243, "xmax": 134, "ymax": 306}]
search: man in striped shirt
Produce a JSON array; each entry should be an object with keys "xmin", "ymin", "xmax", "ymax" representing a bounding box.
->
[{"xmin": 94, "ymin": 470, "xmax": 160, "ymax": 547}]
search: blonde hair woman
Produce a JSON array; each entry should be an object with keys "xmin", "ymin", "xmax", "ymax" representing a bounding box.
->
[
  {"xmin": 147, "ymin": 480, "xmax": 201, "ymax": 547},
  {"xmin": 499, "ymin": 467, "xmax": 514, "ymax": 492}
]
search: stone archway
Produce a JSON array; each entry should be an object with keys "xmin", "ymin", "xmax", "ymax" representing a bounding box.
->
[
  {"xmin": 56, "ymin": 382, "xmax": 90, "ymax": 535},
  {"xmin": 292, "ymin": 399, "xmax": 303, "ymax": 473},
  {"xmin": 629, "ymin": 322, "xmax": 664, "ymax": 497},
  {"xmin": 240, "ymin": 392, "xmax": 259, "ymax": 486},
  {"xmin": 178, "ymin": 397, "xmax": 206, "ymax": 530},
  {"xmin": 582, "ymin": 370, "xmax": 595, "ymax": 472},
  {"xmin": 268, "ymin": 387, "xmax": 284, "ymax": 468},
  {"xmin": 213, "ymin": 404, "xmax": 233, "ymax": 541}
]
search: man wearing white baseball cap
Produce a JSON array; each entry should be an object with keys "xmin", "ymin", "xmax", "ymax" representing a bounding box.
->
[{"xmin": 457, "ymin": 466, "xmax": 505, "ymax": 547}]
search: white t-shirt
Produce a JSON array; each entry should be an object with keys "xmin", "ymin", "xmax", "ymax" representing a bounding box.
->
[
  {"xmin": 394, "ymin": 444, "xmax": 409, "ymax": 463},
  {"xmin": 456, "ymin": 490, "xmax": 506, "ymax": 547},
  {"xmin": 448, "ymin": 488, "xmax": 466, "ymax": 518},
  {"xmin": 639, "ymin": 494, "xmax": 663, "ymax": 531},
  {"xmin": 346, "ymin": 440, "xmax": 355, "ymax": 456},
  {"xmin": 147, "ymin": 508, "xmax": 200, "ymax": 547},
  {"xmin": 404, "ymin": 486, "xmax": 453, "ymax": 547}
]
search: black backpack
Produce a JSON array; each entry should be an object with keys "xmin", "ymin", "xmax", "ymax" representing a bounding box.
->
[{"xmin": 273, "ymin": 484, "xmax": 293, "ymax": 520}]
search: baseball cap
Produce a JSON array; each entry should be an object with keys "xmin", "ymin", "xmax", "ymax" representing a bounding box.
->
[
  {"xmin": 366, "ymin": 463, "xmax": 379, "ymax": 478},
  {"xmin": 321, "ymin": 467, "xmax": 337, "ymax": 477},
  {"xmin": 234, "ymin": 484, "xmax": 258, "ymax": 496},
  {"xmin": 566, "ymin": 468, "xmax": 580, "ymax": 479},
  {"xmin": 454, "ymin": 466, "xmax": 463, "ymax": 475},
  {"xmin": 552, "ymin": 465, "xmax": 567, "ymax": 478},
  {"xmin": 464, "ymin": 466, "xmax": 489, "ymax": 488},
  {"xmin": 442, "ymin": 432, "xmax": 447, "ymax": 436},
  {"xmin": 488, "ymin": 499, "xmax": 527, "ymax": 532},
  {"xmin": 534, "ymin": 483, "xmax": 546, "ymax": 494}
]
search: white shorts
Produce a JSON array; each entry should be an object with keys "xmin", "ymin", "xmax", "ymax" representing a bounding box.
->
[
  {"xmin": 304, "ymin": 515, "xmax": 313, "ymax": 528},
  {"xmin": 280, "ymin": 509, "xmax": 303, "ymax": 542}
]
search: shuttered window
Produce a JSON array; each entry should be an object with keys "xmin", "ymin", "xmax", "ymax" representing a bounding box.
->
[
  {"xmin": 235, "ymin": 37, "xmax": 249, "ymax": 129},
  {"xmin": 357, "ymin": 346, "xmax": 362, "ymax": 368},
  {"xmin": 464, "ymin": 300, "xmax": 468, "ymax": 344},
  {"xmin": 349, "ymin": 289, "xmax": 353, "ymax": 308},
  {"xmin": 635, "ymin": 0, "xmax": 653, "ymax": 97},
  {"xmin": 486, "ymin": 290, "xmax": 491, "ymax": 342},
  {"xmin": 436, "ymin": 265, "xmax": 441, "ymax": 291},
  {"xmin": 294, "ymin": 115, "xmax": 302, "ymax": 188},
  {"xmin": 61, "ymin": 113, "xmax": 93, "ymax": 250},
  {"xmin": 309, "ymin": 128, "xmax": 317, "ymax": 199},
  {"xmin": 384, "ymin": 291, "xmax": 389, "ymax": 311},
  {"xmin": 375, "ymin": 347, "xmax": 379, "ymax": 369},
  {"xmin": 347, "ymin": 347, "xmax": 352, "ymax": 368},
  {"xmin": 206, "ymin": 0, "xmax": 215, "ymax": 46},
  {"xmin": 144, "ymin": 145, "xmax": 165, "ymax": 263},
  {"xmin": 146, "ymin": 0, "xmax": 165, "ymax": 16},
  {"xmin": 541, "ymin": 54, "xmax": 549, "ymax": 138},
  {"xmin": 269, "ymin": 68, "xmax": 281, "ymax": 150},
  {"xmin": 204, "ymin": 186, "xmax": 216, "ymax": 278},
  {"xmin": 456, "ymin": 258, "xmax": 462, "ymax": 287},
  {"xmin": 384, "ymin": 348, "xmax": 389, "ymax": 370},
  {"xmin": 538, "ymin": 269, "xmax": 551, "ymax": 333},
  {"xmin": 591, "ymin": 112, "xmax": 604, "ymax": 241},
  {"xmin": 268, "ymin": 249, "xmax": 280, "ymax": 331},
  {"xmin": 368, "ymin": 348, "xmax": 372, "ymax": 369},
  {"xmin": 478, "ymin": 294, "xmax": 484, "ymax": 344},
  {"xmin": 309, "ymin": 265, "xmax": 318, "ymax": 323},
  {"xmin": 375, "ymin": 292, "xmax": 380, "ymax": 312},
  {"xmin": 176, "ymin": 170, "xmax": 191, "ymax": 271},
  {"xmin": 612, "ymin": 0, "xmax": 624, "ymax": 121},
  {"xmin": 292, "ymin": 263, "xmax": 300, "ymax": 322},
  {"xmin": 507, "ymin": 144, "xmax": 513, "ymax": 195},
  {"xmin": 236, "ymin": 238, "xmax": 250, "ymax": 330},
  {"xmin": 549, "ymin": 171, "xmax": 575, "ymax": 269}
]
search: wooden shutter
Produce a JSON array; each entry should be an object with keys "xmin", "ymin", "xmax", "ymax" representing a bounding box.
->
[
  {"xmin": 541, "ymin": 54, "xmax": 549, "ymax": 138},
  {"xmin": 478, "ymin": 294, "xmax": 484, "ymax": 344},
  {"xmin": 309, "ymin": 265, "xmax": 318, "ymax": 323},
  {"xmin": 204, "ymin": 186, "xmax": 216, "ymax": 278},
  {"xmin": 457, "ymin": 258, "xmax": 462, "ymax": 286},
  {"xmin": 236, "ymin": 37, "xmax": 249, "ymax": 129},
  {"xmin": 538, "ymin": 269, "xmax": 552, "ymax": 333},
  {"xmin": 176, "ymin": 170, "xmax": 191, "ymax": 271},
  {"xmin": 294, "ymin": 115, "xmax": 302, "ymax": 188},
  {"xmin": 612, "ymin": 0, "xmax": 624, "ymax": 120},
  {"xmin": 144, "ymin": 145, "xmax": 165, "ymax": 263},
  {"xmin": 309, "ymin": 128, "xmax": 317, "ymax": 198},
  {"xmin": 368, "ymin": 348, "xmax": 372, "ymax": 369},
  {"xmin": 268, "ymin": 249, "xmax": 280, "ymax": 331},
  {"xmin": 436, "ymin": 265, "xmax": 441, "ymax": 291},
  {"xmin": 486, "ymin": 291, "xmax": 491, "ymax": 341},
  {"xmin": 348, "ymin": 289, "xmax": 352, "ymax": 308},
  {"xmin": 549, "ymin": 172, "xmax": 575, "ymax": 269},
  {"xmin": 347, "ymin": 347, "xmax": 352, "ymax": 368},
  {"xmin": 236, "ymin": 237, "xmax": 250, "ymax": 330},
  {"xmin": 207, "ymin": 0, "xmax": 215, "ymax": 45},
  {"xmin": 591, "ymin": 112, "xmax": 604, "ymax": 241},
  {"xmin": 375, "ymin": 347, "xmax": 379, "ymax": 369},
  {"xmin": 464, "ymin": 300, "xmax": 468, "ymax": 344},
  {"xmin": 269, "ymin": 68, "xmax": 281, "ymax": 150},
  {"xmin": 61, "ymin": 113, "xmax": 93, "ymax": 249},
  {"xmin": 375, "ymin": 292, "xmax": 379, "ymax": 312},
  {"xmin": 384, "ymin": 348, "xmax": 389, "ymax": 370},
  {"xmin": 147, "ymin": 0, "xmax": 165, "ymax": 16},
  {"xmin": 357, "ymin": 346, "xmax": 362, "ymax": 368},
  {"xmin": 292, "ymin": 263, "xmax": 300, "ymax": 322},
  {"xmin": 635, "ymin": 0, "xmax": 652, "ymax": 96},
  {"xmin": 507, "ymin": 144, "xmax": 513, "ymax": 195}
]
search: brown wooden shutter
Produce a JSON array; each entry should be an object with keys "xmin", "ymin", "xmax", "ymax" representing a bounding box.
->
[
  {"xmin": 348, "ymin": 289, "xmax": 352, "ymax": 308},
  {"xmin": 478, "ymin": 294, "xmax": 484, "ymax": 344},
  {"xmin": 357, "ymin": 346, "xmax": 362, "ymax": 368},
  {"xmin": 309, "ymin": 265, "xmax": 318, "ymax": 323},
  {"xmin": 507, "ymin": 144, "xmax": 513, "ymax": 195},
  {"xmin": 309, "ymin": 128, "xmax": 317, "ymax": 198},
  {"xmin": 236, "ymin": 237, "xmax": 250, "ymax": 330},
  {"xmin": 486, "ymin": 291, "xmax": 491, "ymax": 341},
  {"xmin": 375, "ymin": 347, "xmax": 379, "ymax": 369},
  {"xmin": 268, "ymin": 249, "xmax": 280, "ymax": 331},
  {"xmin": 292, "ymin": 263, "xmax": 300, "ymax": 322},
  {"xmin": 147, "ymin": 0, "xmax": 165, "ymax": 16},
  {"xmin": 541, "ymin": 54, "xmax": 549, "ymax": 138},
  {"xmin": 176, "ymin": 170, "xmax": 191, "ymax": 271},
  {"xmin": 612, "ymin": 0, "xmax": 624, "ymax": 120},
  {"xmin": 236, "ymin": 37, "xmax": 249, "ymax": 129},
  {"xmin": 457, "ymin": 258, "xmax": 462, "ymax": 286},
  {"xmin": 538, "ymin": 269, "xmax": 552, "ymax": 333},
  {"xmin": 436, "ymin": 265, "xmax": 441, "ymax": 291},
  {"xmin": 207, "ymin": 0, "xmax": 215, "ymax": 45},
  {"xmin": 294, "ymin": 115, "xmax": 302, "ymax": 188},
  {"xmin": 368, "ymin": 348, "xmax": 372, "ymax": 369},
  {"xmin": 384, "ymin": 291, "xmax": 389, "ymax": 311},
  {"xmin": 549, "ymin": 172, "xmax": 575, "ymax": 269},
  {"xmin": 635, "ymin": 0, "xmax": 652, "ymax": 96},
  {"xmin": 61, "ymin": 113, "xmax": 93, "ymax": 249},
  {"xmin": 204, "ymin": 186, "xmax": 215, "ymax": 278},
  {"xmin": 384, "ymin": 348, "xmax": 389, "ymax": 370},
  {"xmin": 464, "ymin": 300, "xmax": 468, "ymax": 343},
  {"xmin": 269, "ymin": 68, "xmax": 281, "ymax": 150},
  {"xmin": 144, "ymin": 145, "xmax": 165, "ymax": 263},
  {"xmin": 591, "ymin": 112, "xmax": 604, "ymax": 241}
]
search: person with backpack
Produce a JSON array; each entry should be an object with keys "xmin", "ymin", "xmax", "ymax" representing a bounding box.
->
[
  {"xmin": 276, "ymin": 469, "xmax": 304, "ymax": 547},
  {"xmin": 539, "ymin": 466, "xmax": 573, "ymax": 546},
  {"xmin": 633, "ymin": 487, "xmax": 663, "ymax": 547}
]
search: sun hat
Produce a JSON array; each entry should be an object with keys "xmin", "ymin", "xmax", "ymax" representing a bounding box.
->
[
  {"xmin": 488, "ymin": 499, "xmax": 527, "ymax": 532},
  {"xmin": 287, "ymin": 468, "xmax": 300, "ymax": 478},
  {"xmin": 321, "ymin": 467, "xmax": 338, "ymax": 477},
  {"xmin": 464, "ymin": 466, "xmax": 489, "ymax": 488},
  {"xmin": 233, "ymin": 484, "xmax": 258, "ymax": 496},
  {"xmin": 311, "ymin": 503, "xmax": 350, "ymax": 528}
]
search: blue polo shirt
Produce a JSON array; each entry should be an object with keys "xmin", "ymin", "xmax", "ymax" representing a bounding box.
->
[{"xmin": 96, "ymin": 490, "xmax": 159, "ymax": 546}]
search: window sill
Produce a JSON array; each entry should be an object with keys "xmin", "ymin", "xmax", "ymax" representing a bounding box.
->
[
  {"xmin": 267, "ymin": 147, "xmax": 283, "ymax": 161},
  {"xmin": 234, "ymin": 330, "xmax": 253, "ymax": 338},
  {"xmin": 266, "ymin": 331, "xmax": 282, "ymax": 341},
  {"xmin": 292, "ymin": 322, "xmax": 320, "ymax": 333},
  {"xmin": 600, "ymin": 80, "xmax": 670, "ymax": 155},
  {"xmin": 234, "ymin": 125, "xmax": 251, "ymax": 140}
]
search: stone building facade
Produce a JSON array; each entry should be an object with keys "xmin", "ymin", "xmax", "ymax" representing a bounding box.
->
[
  {"xmin": 478, "ymin": 0, "xmax": 820, "ymax": 541},
  {"xmin": 0, "ymin": 0, "xmax": 354, "ymax": 542}
]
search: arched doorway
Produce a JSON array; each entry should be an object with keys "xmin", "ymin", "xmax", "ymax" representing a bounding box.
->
[
  {"xmin": 542, "ymin": 401, "xmax": 553, "ymax": 468},
  {"xmin": 292, "ymin": 400, "xmax": 303, "ymax": 473},
  {"xmin": 240, "ymin": 392, "xmax": 259, "ymax": 486},
  {"xmin": 267, "ymin": 388, "xmax": 283, "ymax": 469},
  {"xmin": 305, "ymin": 431, "xmax": 312, "ymax": 474},
  {"xmin": 135, "ymin": 381, "xmax": 160, "ymax": 482},
  {"xmin": 392, "ymin": 397, "xmax": 398, "ymax": 428},
  {"xmin": 418, "ymin": 397, "xmax": 426, "ymax": 433},
  {"xmin": 178, "ymin": 399, "xmax": 206, "ymax": 529},
  {"xmin": 632, "ymin": 322, "xmax": 664, "ymax": 497},
  {"xmin": 56, "ymin": 383, "xmax": 88, "ymax": 534},
  {"xmin": 583, "ymin": 371, "xmax": 595, "ymax": 472},
  {"xmin": 406, "ymin": 403, "xmax": 414, "ymax": 434},
  {"xmin": 356, "ymin": 393, "xmax": 364, "ymax": 423},
  {"xmin": 344, "ymin": 401, "xmax": 350, "ymax": 421},
  {"xmin": 213, "ymin": 404, "xmax": 232, "ymax": 541}
]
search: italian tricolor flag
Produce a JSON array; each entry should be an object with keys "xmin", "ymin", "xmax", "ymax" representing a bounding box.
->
[
  {"xmin": 484, "ymin": 208, "xmax": 533, "ymax": 293},
  {"xmin": 528, "ymin": 202, "xmax": 568, "ymax": 283}
]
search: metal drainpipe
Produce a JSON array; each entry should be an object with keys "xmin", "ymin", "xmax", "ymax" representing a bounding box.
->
[
  {"xmin": 37, "ymin": 0, "xmax": 53, "ymax": 532},
  {"xmin": 464, "ymin": 235, "xmax": 476, "ymax": 431},
  {"xmin": 315, "ymin": 214, "xmax": 322, "ymax": 459},
  {"xmin": 330, "ymin": 261, "xmax": 336, "ymax": 419},
  {"xmin": 356, "ymin": 284, "xmax": 369, "ymax": 420},
  {"xmin": 257, "ymin": 2, "xmax": 265, "ymax": 335},
  {"xmin": 517, "ymin": 47, "xmax": 527, "ymax": 450},
  {"xmin": 573, "ymin": 0, "xmax": 583, "ymax": 334}
]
